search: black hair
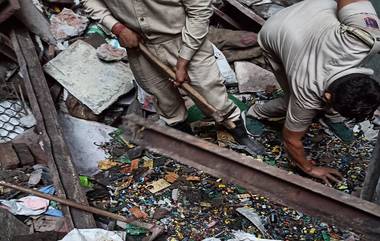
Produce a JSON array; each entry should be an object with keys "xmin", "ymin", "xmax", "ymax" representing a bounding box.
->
[{"xmin": 327, "ymin": 73, "xmax": 380, "ymax": 122}]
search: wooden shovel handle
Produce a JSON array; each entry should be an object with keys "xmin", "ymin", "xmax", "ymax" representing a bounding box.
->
[{"xmin": 138, "ymin": 43, "xmax": 235, "ymax": 129}]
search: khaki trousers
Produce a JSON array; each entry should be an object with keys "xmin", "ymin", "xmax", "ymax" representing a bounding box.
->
[{"xmin": 127, "ymin": 37, "xmax": 240, "ymax": 125}]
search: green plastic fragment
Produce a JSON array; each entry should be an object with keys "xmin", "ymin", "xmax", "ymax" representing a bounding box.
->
[
  {"xmin": 236, "ymin": 185, "xmax": 247, "ymax": 194},
  {"xmin": 322, "ymin": 231, "xmax": 330, "ymax": 241},
  {"xmin": 187, "ymin": 94, "xmax": 249, "ymax": 123},
  {"xmin": 117, "ymin": 154, "xmax": 131, "ymax": 164},
  {"xmin": 125, "ymin": 224, "xmax": 148, "ymax": 236},
  {"xmin": 110, "ymin": 128, "xmax": 127, "ymax": 145},
  {"xmin": 79, "ymin": 176, "xmax": 93, "ymax": 188},
  {"xmin": 228, "ymin": 94, "xmax": 248, "ymax": 111},
  {"xmin": 85, "ymin": 24, "xmax": 107, "ymax": 38},
  {"xmin": 264, "ymin": 157, "xmax": 276, "ymax": 166}
]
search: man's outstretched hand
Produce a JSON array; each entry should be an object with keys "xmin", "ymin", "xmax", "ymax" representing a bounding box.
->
[
  {"xmin": 112, "ymin": 22, "xmax": 143, "ymax": 48},
  {"xmin": 175, "ymin": 57, "xmax": 190, "ymax": 86},
  {"xmin": 305, "ymin": 165, "xmax": 343, "ymax": 186}
]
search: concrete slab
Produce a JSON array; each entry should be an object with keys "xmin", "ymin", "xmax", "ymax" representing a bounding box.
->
[
  {"xmin": 44, "ymin": 40, "xmax": 135, "ymax": 114},
  {"xmin": 234, "ymin": 61, "xmax": 279, "ymax": 93}
]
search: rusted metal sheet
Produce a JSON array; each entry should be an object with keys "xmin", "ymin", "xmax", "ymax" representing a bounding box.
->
[
  {"xmin": 124, "ymin": 114, "xmax": 380, "ymax": 241},
  {"xmin": 0, "ymin": 0, "xmax": 20, "ymax": 24},
  {"xmin": 11, "ymin": 27, "xmax": 96, "ymax": 229}
]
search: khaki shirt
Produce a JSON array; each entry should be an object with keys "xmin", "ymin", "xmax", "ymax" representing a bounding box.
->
[
  {"xmin": 82, "ymin": 0, "xmax": 213, "ymax": 60},
  {"xmin": 258, "ymin": 0, "xmax": 380, "ymax": 131}
]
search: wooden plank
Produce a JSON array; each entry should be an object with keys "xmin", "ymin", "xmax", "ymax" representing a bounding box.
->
[
  {"xmin": 0, "ymin": 143, "xmax": 20, "ymax": 169},
  {"xmin": 13, "ymin": 143, "xmax": 35, "ymax": 166},
  {"xmin": 0, "ymin": 208, "xmax": 29, "ymax": 241},
  {"xmin": 0, "ymin": 33, "xmax": 17, "ymax": 62},
  {"xmin": 11, "ymin": 27, "xmax": 96, "ymax": 229},
  {"xmin": 224, "ymin": 0, "xmax": 265, "ymax": 27},
  {"xmin": 212, "ymin": 6, "xmax": 243, "ymax": 30},
  {"xmin": 0, "ymin": 0, "xmax": 20, "ymax": 24}
]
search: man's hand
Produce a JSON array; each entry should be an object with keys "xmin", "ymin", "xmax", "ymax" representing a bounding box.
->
[
  {"xmin": 175, "ymin": 57, "xmax": 190, "ymax": 86},
  {"xmin": 112, "ymin": 22, "xmax": 143, "ymax": 48},
  {"xmin": 305, "ymin": 166, "xmax": 343, "ymax": 186},
  {"xmin": 283, "ymin": 127, "xmax": 343, "ymax": 185},
  {"xmin": 119, "ymin": 28, "xmax": 143, "ymax": 48}
]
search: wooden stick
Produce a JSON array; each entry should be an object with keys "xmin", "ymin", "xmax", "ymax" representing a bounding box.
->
[
  {"xmin": 0, "ymin": 181, "xmax": 163, "ymax": 241},
  {"xmin": 138, "ymin": 43, "xmax": 236, "ymax": 129}
]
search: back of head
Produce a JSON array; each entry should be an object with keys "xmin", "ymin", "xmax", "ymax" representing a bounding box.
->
[{"xmin": 327, "ymin": 74, "xmax": 380, "ymax": 122}]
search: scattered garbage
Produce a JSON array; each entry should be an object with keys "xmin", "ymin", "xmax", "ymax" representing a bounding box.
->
[
  {"xmin": 0, "ymin": 196, "xmax": 49, "ymax": 216},
  {"xmin": 203, "ymin": 230, "xmax": 281, "ymax": 241},
  {"xmin": 0, "ymin": 0, "xmax": 377, "ymax": 240},
  {"xmin": 213, "ymin": 44, "xmax": 238, "ymax": 85},
  {"xmin": 50, "ymin": 8, "xmax": 89, "ymax": 41},
  {"xmin": 59, "ymin": 229, "xmax": 125, "ymax": 241},
  {"xmin": 236, "ymin": 207, "xmax": 271, "ymax": 238}
]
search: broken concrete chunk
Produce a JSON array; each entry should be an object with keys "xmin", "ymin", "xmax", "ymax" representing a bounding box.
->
[
  {"xmin": 44, "ymin": 40, "xmax": 135, "ymax": 114},
  {"xmin": 50, "ymin": 8, "xmax": 88, "ymax": 41},
  {"xmin": 234, "ymin": 61, "xmax": 279, "ymax": 93},
  {"xmin": 96, "ymin": 44, "xmax": 127, "ymax": 62}
]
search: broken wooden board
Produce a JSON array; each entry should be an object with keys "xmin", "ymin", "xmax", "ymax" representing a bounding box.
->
[
  {"xmin": 212, "ymin": 6, "xmax": 244, "ymax": 30},
  {"xmin": 13, "ymin": 143, "xmax": 35, "ymax": 166},
  {"xmin": 11, "ymin": 27, "xmax": 96, "ymax": 229},
  {"xmin": 224, "ymin": 0, "xmax": 265, "ymax": 31},
  {"xmin": 0, "ymin": 208, "xmax": 30, "ymax": 241},
  {"xmin": 0, "ymin": 143, "xmax": 20, "ymax": 169}
]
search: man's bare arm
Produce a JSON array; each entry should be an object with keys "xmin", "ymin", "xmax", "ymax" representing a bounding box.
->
[
  {"xmin": 337, "ymin": 0, "xmax": 368, "ymax": 11},
  {"xmin": 283, "ymin": 127, "xmax": 343, "ymax": 185},
  {"xmin": 283, "ymin": 127, "xmax": 313, "ymax": 172}
]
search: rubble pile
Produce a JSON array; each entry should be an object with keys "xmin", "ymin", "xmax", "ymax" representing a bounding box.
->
[
  {"xmin": 0, "ymin": 0, "xmax": 378, "ymax": 240},
  {"xmin": 82, "ymin": 131, "xmax": 359, "ymax": 240}
]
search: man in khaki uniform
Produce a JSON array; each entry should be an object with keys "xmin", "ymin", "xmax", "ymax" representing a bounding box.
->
[
  {"xmin": 247, "ymin": 0, "xmax": 380, "ymax": 184},
  {"xmin": 82, "ymin": 0, "xmax": 264, "ymax": 154}
]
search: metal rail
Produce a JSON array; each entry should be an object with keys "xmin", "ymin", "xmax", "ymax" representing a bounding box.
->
[{"xmin": 124, "ymin": 114, "xmax": 380, "ymax": 241}]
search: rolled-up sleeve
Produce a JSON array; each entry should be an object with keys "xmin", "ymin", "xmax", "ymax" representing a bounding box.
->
[
  {"xmin": 179, "ymin": 0, "xmax": 213, "ymax": 60},
  {"xmin": 339, "ymin": 1, "xmax": 379, "ymax": 29},
  {"xmin": 81, "ymin": 0, "xmax": 118, "ymax": 31}
]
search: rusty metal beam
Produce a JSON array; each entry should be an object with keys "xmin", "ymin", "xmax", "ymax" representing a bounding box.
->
[{"xmin": 124, "ymin": 114, "xmax": 380, "ymax": 241}]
